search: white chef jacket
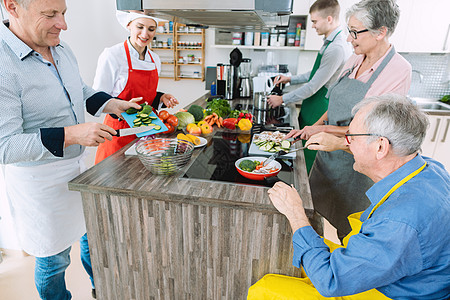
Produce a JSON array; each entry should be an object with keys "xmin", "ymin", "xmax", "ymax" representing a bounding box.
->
[{"xmin": 93, "ymin": 39, "xmax": 161, "ymax": 97}]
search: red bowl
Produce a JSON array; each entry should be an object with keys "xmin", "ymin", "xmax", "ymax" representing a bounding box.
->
[{"xmin": 235, "ymin": 156, "xmax": 282, "ymax": 181}]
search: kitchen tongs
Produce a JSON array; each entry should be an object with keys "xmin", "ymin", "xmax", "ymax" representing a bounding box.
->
[{"xmin": 262, "ymin": 146, "xmax": 305, "ymax": 167}]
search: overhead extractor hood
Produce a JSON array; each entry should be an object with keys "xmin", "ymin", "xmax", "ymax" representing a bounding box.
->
[{"xmin": 116, "ymin": 0, "xmax": 293, "ymax": 30}]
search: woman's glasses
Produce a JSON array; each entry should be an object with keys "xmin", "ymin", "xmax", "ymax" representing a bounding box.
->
[{"xmin": 348, "ymin": 28, "xmax": 369, "ymax": 39}]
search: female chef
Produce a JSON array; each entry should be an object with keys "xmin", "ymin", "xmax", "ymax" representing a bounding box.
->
[{"xmin": 93, "ymin": 11, "xmax": 179, "ymax": 163}]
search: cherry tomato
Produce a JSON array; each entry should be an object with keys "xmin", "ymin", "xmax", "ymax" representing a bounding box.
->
[
  {"xmin": 158, "ymin": 110, "xmax": 170, "ymax": 121},
  {"xmin": 162, "ymin": 123, "xmax": 175, "ymax": 134},
  {"xmin": 166, "ymin": 115, "xmax": 179, "ymax": 128}
]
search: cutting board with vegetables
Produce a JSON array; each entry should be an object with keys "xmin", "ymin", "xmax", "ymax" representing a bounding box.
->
[
  {"xmin": 248, "ymin": 132, "xmax": 296, "ymax": 159},
  {"xmin": 121, "ymin": 110, "xmax": 168, "ymax": 137}
]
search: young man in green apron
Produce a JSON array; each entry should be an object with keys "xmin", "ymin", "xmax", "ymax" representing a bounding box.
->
[
  {"xmin": 267, "ymin": 0, "xmax": 352, "ymax": 173},
  {"xmin": 248, "ymin": 95, "xmax": 450, "ymax": 299}
]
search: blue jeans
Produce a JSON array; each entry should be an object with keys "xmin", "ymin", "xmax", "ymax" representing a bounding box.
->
[{"xmin": 34, "ymin": 233, "xmax": 94, "ymax": 300}]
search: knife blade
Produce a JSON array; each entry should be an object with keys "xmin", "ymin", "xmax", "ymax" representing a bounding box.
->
[{"xmin": 114, "ymin": 125, "xmax": 157, "ymax": 137}]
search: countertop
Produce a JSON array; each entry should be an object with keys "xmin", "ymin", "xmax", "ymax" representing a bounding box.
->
[{"xmin": 68, "ymin": 93, "xmax": 313, "ymax": 214}]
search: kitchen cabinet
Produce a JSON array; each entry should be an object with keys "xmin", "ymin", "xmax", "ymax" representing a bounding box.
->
[
  {"xmin": 152, "ymin": 22, "xmax": 206, "ymax": 80},
  {"xmin": 391, "ymin": 0, "xmax": 450, "ymax": 53},
  {"xmin": 422, "ymin": 114, "xmax": 450, "ymax": 170},
  {"xmin": 292, "ymin": 0, "xmax": 310, "ymax": 16}
]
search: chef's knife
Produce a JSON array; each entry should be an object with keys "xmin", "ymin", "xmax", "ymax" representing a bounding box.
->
[{"xmin": 114, "ymin": 126, "xmax": 156, "ymax": 137}]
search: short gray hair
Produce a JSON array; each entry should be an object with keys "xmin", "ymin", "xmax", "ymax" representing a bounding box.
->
[
  {"xmin": 352, "ymin": 94, "xmax": 429, "ymax": 157},
  {"xmin": 14, "ymin": 0, "xmax": 34, "ymax": 9},
  {"xmin": 346, "ymin": 0, "xmax": 400, "ymax": 38}
]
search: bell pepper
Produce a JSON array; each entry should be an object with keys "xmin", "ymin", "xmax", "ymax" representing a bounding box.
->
[
  {"xmin": 238, "ymin": 118, "xmax": 252, "ymax": 131},
  {"xmin": 223, "ymin": 118, "xmax": 238, "ymax": 130}
]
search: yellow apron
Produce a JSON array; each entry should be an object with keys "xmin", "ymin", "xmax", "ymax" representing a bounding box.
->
[{"xmin": 248, "ymin": 163, "xmax": 427, "ymax": 300}]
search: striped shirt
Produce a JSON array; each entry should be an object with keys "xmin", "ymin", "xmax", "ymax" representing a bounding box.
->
[{"xmin": 0, "ymin": 21, "xmax": 111, "ymax": 166}]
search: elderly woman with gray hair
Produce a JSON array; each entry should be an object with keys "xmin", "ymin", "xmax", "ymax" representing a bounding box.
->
[{"xmin": 285, "ymin": 0, "xmax": 412, "ymax": 239}]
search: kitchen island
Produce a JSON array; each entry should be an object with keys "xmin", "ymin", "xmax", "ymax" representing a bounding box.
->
[{"xmin": 69, "ymin": 93, "xmax": 317, "ymax": 299}]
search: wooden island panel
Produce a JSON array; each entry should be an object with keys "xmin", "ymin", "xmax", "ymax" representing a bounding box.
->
[{"xmin": 82, "ymin": 192, "xmax": 301, "ymax": 299}]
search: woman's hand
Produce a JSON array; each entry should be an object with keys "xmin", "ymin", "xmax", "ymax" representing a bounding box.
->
[
  {"xmin": 306, "ymin": 132, "xmax": 349, "ymax": 152},
  {"xmin": 284, "ymin": 126, "xmax": 326, "ymax": 141},
  {"xmin": 284, "ymin": 129, "xmax": 302, "ymax": 140},
  {"xmin": 267, "ymin": 95, "xmax": 283, "ymax": 108},
  {"xmin": 268, "ymin": 182, "xmax": 310, "ymax": 232},
  {"xmin": 161, "ymin": 93, "xmax": 179, "ymax": 108}
]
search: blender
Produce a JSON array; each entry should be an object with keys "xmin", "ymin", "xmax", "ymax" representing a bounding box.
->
[{"xmin": 238, "ymin": 58, "xmax": 252, "ymax": 98}]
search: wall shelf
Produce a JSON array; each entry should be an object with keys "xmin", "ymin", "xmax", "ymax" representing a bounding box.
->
[
  {"xmin": 212, "ymin": 45, "xmax": 308, "ymax": 51},
  {"xmin": 151, "ymin": 22, "xmax": 205, "ymax": 81}
]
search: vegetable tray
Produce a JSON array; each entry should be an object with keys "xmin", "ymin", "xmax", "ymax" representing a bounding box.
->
[
  {"xmin": 121, "ymin": 111, "xmax": 168, "ymax": 137},
  {"xmin": 248, "ymin": 134, "xmax": 296, "ymax": 159}
]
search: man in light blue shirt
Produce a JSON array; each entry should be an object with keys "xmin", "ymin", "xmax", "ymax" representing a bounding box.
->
[
  {"xmin": 0, "ymin": 0, "xmax": 140, "ymax": 298},
  {"xmin": 249, "ymin": 94, "xmax": 449, "ymax": 299}
]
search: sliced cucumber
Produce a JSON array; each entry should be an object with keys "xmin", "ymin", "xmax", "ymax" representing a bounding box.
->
[
  {"xmin": 153, "ymin": 125, "xmax": 161, "ymax": 130},
  {"xmin": 281, "ymin": 140, "xmax": 291, "ymax": 149}
]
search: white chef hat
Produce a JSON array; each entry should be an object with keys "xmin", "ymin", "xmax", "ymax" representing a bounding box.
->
[{"xmin": 116, "ymin": 10, "xmax": 159, "ymax": 31}]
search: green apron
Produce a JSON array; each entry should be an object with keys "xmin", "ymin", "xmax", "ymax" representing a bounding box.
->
[{"xmin": 299, "ymin": 30, "xmax": 342, "ymax": 173}]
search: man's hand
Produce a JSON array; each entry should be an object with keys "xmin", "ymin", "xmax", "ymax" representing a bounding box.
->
[
  {"xmin": 267, "ymin": 94, "xmax": 283, "ymax": 108},
  {"xmin": 103, "ymin": 97, "xmax": 143, "ymax": 116},
  {"xmin": 268, "ymin": 182, "xmax": 310, "ymax": 232},
  {"xmin": 273, "ymin": 75, "xmax": 291, "ymax": 85},
  {"xmin": 64, "ymin": 123, "xmax": 116, "ymax": 147},
  {"xmin": 306, "ymin": 132, "xmax": 350, "ymax": 153},
  {"xmin": 161, "ymin": 93, "xmax": 179, "ymax": 108}
]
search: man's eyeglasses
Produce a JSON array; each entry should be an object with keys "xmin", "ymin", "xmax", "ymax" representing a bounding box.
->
[
  {"xmin": 345, "ymin": 132, "xmax": 390, "ymax": 144},
  {"xmin": 348, "ymin": 28, "xmax": 369, "ymax": 39}
]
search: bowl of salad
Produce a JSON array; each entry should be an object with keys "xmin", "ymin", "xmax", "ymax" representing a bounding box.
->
[{"xmin": 235, "ymin": 156, "xmax": 282, "ymax": 181}]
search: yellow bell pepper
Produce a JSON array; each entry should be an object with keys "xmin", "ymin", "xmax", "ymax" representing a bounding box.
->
[{"xmin": 238, "ymin": 118, "xmax": 252, "ymax": 131}]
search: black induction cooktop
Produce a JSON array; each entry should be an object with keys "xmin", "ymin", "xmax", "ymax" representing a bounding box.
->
[{"xmin": 181, "ymin": 131, "xmax": 295, "ymax": 187}]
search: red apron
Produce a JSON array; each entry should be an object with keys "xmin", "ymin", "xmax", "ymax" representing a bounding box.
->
[{"xmin": 95, "ymin": 41, "xmax": 159, "ymax": 164}]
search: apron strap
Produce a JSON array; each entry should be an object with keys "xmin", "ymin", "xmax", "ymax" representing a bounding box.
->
[
  {"xmin": 365, "ymin": 46, "xmax": 396, "ymax": 87},
  {"xmin": 123, "ymin": 40, "xmax": 133, "ymax": 71},
  {"xmin": 367, "ymin": 161, "xmax": 427, "ymax": 219}
]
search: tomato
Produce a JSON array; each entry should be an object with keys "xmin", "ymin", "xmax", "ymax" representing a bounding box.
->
[
  {"xmin": 166, "ymin": 115, "xmax": 179, "ymax": 128},
  {"xmin": 162, "ymin": 123, "xmax": 175, "ymax": 134},
  {"xmin": 158, "ymin": 110, "xmax": 170, "ymax": 121}
]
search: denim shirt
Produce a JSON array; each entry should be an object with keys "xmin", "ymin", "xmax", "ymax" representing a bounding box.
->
[
  {"xmin": 0, "ymin": 21, "xmax": 110, "ymax": 166},
  {"xmin": 292, "ymin": 154, "xmax": 450, "ymax": 299}
]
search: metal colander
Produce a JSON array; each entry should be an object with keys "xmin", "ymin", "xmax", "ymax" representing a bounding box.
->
[{"xmin": 135, "ymin": 138, "xmax": 194, "ymax": 175}]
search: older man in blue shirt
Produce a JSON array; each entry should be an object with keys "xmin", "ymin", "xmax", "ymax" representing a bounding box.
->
[
  {"xmin": 0, "ymin": 0, "xmax": 140, "ymax": 299},
  {"xmin": 249, "ymin": 94, "xmax": 449, "ymax": 299}
]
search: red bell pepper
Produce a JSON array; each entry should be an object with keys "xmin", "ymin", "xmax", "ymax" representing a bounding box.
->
[{"xmin": 223, "ymin": 118, "xmax": 238, "ymax": 130}]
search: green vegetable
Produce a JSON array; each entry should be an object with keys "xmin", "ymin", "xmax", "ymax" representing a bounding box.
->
[
  {"xmin": 174, "ymin": 111, "xmax": 196, "ymax": 130},
  {"xmin": 205, "ymin": 98, "xmax": 231, "ymax": 118},
  {"xmin": 440, "ymin": 95, "xmax": 450, "ymax": 104},
  {"xmin": 187, "ymin": 104, "xmax": 204, "ymax": 122},
  {"xmin": 239, "ymin": 160, "xmax": 260, "ymax": 172}
]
